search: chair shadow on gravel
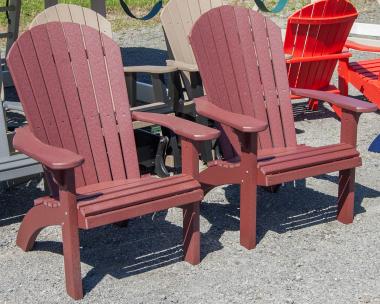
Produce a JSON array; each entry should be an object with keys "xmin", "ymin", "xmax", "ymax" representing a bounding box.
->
[
  {"xmin": 32, "ymin": 209, "xmax": 223, "ymax": 295},
  {"xmin": 201, "ymin": 174, "xmax": 380, "ymax": 247}
]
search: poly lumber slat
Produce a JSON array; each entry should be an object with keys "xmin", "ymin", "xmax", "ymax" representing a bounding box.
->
[
  {"xmin": 63, "ymin": 22, "xmax": 112, "ymax": 182},
  {"xmin": 30, "ymin": 24, "xmax": 86, "ymax": 185},
  {"xmin": 266, "ymin": 20, "xmax": 297, "ymax": 147},
  {"xmin": 46, "ymin": 22, "xmax": 98, "ymax": 186},
  {"xmin": 234, "ymin": 7, "xmax": 271, "ymax": 149},
  {"xmin": 67, "ymin": 4, "xmax": 86, "ymax": 25},
  {"xmin": 82, "ymin": 25, "xmax": 126, "ymax": 180},
  {"xmin": 79, "ymin": 180, "xmax": 200, "ymax": 217},
  {"xmin": 258, "ymin": 143, "xmax": 355, "ymax": 168},
  {"xmin": 6, "ymin": 45, "xmax": 48, "ymax": 142},
  {"xmin": 263, "ymin": 157, "xmax": 362, "ymax": 186},
  {"xmin": 260, "ymin": 146, "xmax": 358, "ymax": 175},
  {"xmin": 102, "ymin": 33, "xmax": 140, "ymax": 179},
  {"xmin": 17, "ymin": 31, "xmax": 62, "ymax": 148},
  {"xmin": 250, "ymin": 10, "xmax": 285, "ymax": 148},
  {"xmin": 55, "ymin": 3, "xmax": 72, "ymax": 22},
  {"xmin": 81, "ymin": 189, "xmax": 203, "ymax": 229}
]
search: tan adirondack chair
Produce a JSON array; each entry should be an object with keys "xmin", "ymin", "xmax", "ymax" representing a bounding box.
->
[
  {"xmin": 160, "ymin": 0, "xmax": 224, "ymax": 101},
  {"xmin": 31, "ymin": 3, "xmax": 179, "ymax": 113}
]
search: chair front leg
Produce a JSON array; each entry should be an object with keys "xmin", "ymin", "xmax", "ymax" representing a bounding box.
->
[
  {"xmin": 337, "ymin": 110, "xmax": 360, "ymax": 224},
  {"xmin": 181, "ymin": 138, "xmax": 201, "ymax": 265},
  {"xmin": 55, "ymin": 169, "xmax": 83, "ymax": 300},
  {"xmin": 238, "ymin": 133, "xmax": 258, "ymax": 250}
]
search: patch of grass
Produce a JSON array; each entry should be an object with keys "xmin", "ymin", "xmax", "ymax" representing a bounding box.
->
[
  {"xmin": 0, "ymin": 0, "xmax": 165, "ymax": 31},
  {"xmin": 0, "ymin": 0, "xmax": 377, "ymax": 33}
]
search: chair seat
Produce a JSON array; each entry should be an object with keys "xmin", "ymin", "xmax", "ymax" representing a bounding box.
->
[
  {"xmin": 35, "ymin": 174, "xmax": 203, "ymax": 229},
  {"xmin": 349, "ymin": 59, "xmax": 380, "ymax": 82},
  {"xmin": 208, "ymin": 144, "xmax": 361, "ymax": 186},
  {"xmin": 259, "ymin": 143, "xmax": 361, "ymax": 185},
  {"xmin": 347, "ymin": 59, "xmax": 380, "ymax": 109}
]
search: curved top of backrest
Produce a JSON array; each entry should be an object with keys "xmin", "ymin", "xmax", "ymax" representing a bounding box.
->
[
  {"xmin": 7, "ymin": 22, "xmax": 139, "ymax": 187},
  {"xmin": 284, "ymin": 0, "xmax": 357, "ymax": 54},
  {"xmin": 160, "ymin": 0, "xmax": 224, "ymax": 64},
  {"xmin": 30, "ymin": 4, "xmax": 113, "ymax": 38},
  {"xmin": 189, "ymin": 5, "xmax": 297, "ymax": 155},
  {"xmin": 284, "ymin": 0, "xmax": 358, "ymax": 89}
]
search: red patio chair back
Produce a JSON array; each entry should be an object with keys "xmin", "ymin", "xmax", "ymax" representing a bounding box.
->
[
  {"xmin": 189, "ymin": 5, "xmax": 297, "ymax": 159},
  {"xmin": 7, "ymin": 22, "xmax": 140, "ymax": 188},
  {"xmin": 284, "ymin": 0, "xmax": 358, "ymax": 90}
]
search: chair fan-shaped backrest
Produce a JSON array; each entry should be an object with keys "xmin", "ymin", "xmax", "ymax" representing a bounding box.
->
[
  {"xmin": 284, "ymin": 0, "xmax": 358, "ymax": 89},
  {"xmin": 189, "ymin": 6, "xmax": 297, "ymax": 158},
  {"xmin": 7, "ymin": 22, "xmax": 139, "ymax": 187}
]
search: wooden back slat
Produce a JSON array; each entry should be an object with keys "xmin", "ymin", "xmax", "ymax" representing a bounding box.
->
[
  {"xmin": 284, "ymin": 0, "xmax": 357, "ymax": 90},
  {"xmin": 30, "ymin": 4, "xmax": 112, "ymax": 39},
  {"xmin": 189, "ymin": 6, "xmax": 297, "ymax": 158},
  {"xmin": 7, "ymin": 22, "xmax": 139, "ymax": 186}
]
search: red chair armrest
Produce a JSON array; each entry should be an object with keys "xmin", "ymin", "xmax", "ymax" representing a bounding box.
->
[
  {"xmin": 131, "ymin": 112, "xmax": 220, "ymax": 141},
  {"xmin": 195, "ymin": 96, "xmax": 268, "ymax": 133},
  {"xmin": 345, "ymin": 40, "xmax": 380, "ymax": 52},
  {"xmin": 286, "ymin": 52, "xmax": 351, "ymax": 64},
  {"xmin": 13, "ymin": 126, "xmax": 84, "ymax": 170},
  {"xmin": 291, "ymin": 88, "xmax": 377, "ymax": 113}
]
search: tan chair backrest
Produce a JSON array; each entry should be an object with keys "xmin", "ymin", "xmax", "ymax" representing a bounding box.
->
[
  {"xmin": 160, "ymin": 0, "xmax": 224, "ymax": 65},
  {"xmin": 30, "ymin": 3, "xmax": 112, "ymax": 38}
]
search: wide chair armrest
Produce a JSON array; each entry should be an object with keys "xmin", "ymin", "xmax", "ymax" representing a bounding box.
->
[
  {"xmin": 195, "ymin": 96, "xmax": 268, "ymax": 133},
  {"xmin": 13, "ymin": 126, "xmax": 84, "ymax": 170},
  {"xmin": 166, "ymin": 60, "xmax": 199, "ymax": 72},
  {"xmin": 132, "ymin": 112, "xmax": 220, "ymax": 141},
  {"xmin": 124, "ymin": 65, "xmax": 178, "ymax": 74},
  {"xmin": 345, "ymin": 40, "xmax": 380, "ymax": 53},
  {"xmin": 291, "ymin": 88, "xmax": 377, "ymax": 113},
  {"xmin": 286, "ymin": 52, "xmax": 351, "ymax": 64}
]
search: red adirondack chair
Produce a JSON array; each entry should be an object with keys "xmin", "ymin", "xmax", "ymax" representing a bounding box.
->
[
  {"xmin": 7, "ymin": 22, "xmax": 219, "ymax": 299},
  {"xmin": 339, "ymin": 40, "xmax": 380, "ymax": 110},
  {"xmin": 189, "ymin": 6, "xmax": 376, "ymax": 250},
  {"xmin": 284, "ymin": 0, "xmax": 358, "ymax": 115}
]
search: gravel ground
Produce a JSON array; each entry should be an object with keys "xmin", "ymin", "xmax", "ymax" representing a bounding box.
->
[{"xmin": 1, "ymin": 7, "xmax": 380, "ymax": 304}]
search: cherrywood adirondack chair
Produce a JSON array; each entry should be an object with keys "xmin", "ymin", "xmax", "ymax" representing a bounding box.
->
[
  {"xmin": 31, "ymin": 3, "xmax": 179, "ymax": 112},
  {"xmin": 189, "ymin": 5, "xmax": 376, "ymax": 250},
  {"xmin": 7, "ymin": 21, "xmax": 219, "ymax": 299},
  {"xmin": 284, "ymin": 0, "xmax": 358, "ymax": 115},
  {"xmin": 339, "ymin": 37, "xmax": 380, "ymax": 110}
]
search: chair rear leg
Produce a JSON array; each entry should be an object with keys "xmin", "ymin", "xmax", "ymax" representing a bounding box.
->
[
  {"xmin": 307, "ymin": 99, "xmax": 319, "ymax": 111},
  {"xmin": 337, "ymin": 168, "xmax": 355, "ymax": 224},
  {"xmin": 183, "ymin": 202, "xmax": 200, "ymax": 265},
  {"xmin": 16, "ymin": 204, "xmax": 62, "ymax": 251},
  {"xmin": 240, "ymin": 179, "xmax": 257, "ymax": 250}
]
